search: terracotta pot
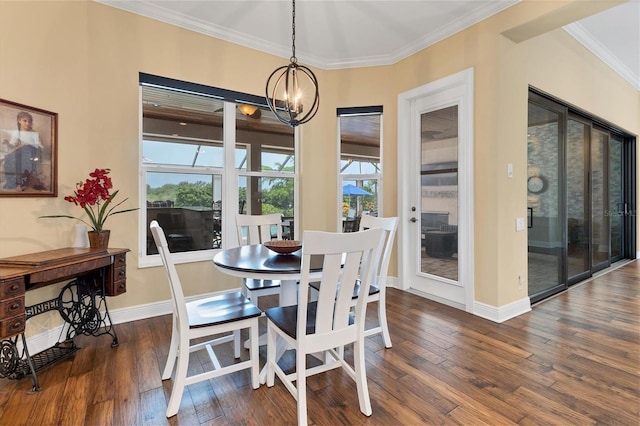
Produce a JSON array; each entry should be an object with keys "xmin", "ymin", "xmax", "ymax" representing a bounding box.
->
[{"xmin": 88, "ymin": 230, "xmax": 110, "ymax": 249}]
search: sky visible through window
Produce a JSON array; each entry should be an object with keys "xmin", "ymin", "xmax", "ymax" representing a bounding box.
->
[{"xmin": 144, "ymin": 140, "xmax": 290, "ymax": 188}]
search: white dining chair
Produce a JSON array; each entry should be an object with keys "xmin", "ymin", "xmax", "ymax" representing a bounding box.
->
[
  {"xmin": 265, "ymin": 228, "xmax": 384, "ymax": 426},
  {"xmin": 150, "ymin": 220, "xmax": 262, "ymax": 418},
  {"xmin": 355, "ymin": 214, "xmax": 399, "ymax": 347},
  {"xmin": 235, "ymin": 213, "xmax": 284, "ymax": 305},
  {"xmin": 311, "ymin": 214, "xmax": 399, "ymax": 348}
]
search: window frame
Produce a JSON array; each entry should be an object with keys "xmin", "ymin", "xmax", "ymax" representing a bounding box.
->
[
  {"xmin": 337, "ymin": 107, "xmax": 383, "ymax": 229},
  {"xmin": 138, "ymin": 75, "xmax": 298, "ymax": 267}
]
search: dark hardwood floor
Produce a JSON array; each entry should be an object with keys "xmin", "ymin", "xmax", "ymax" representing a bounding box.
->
[{"xmin": 0, "ymin": 260, "xmax": 638, "ymax": 425}]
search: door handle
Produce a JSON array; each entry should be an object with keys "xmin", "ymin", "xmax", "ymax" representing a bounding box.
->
[{"xmin": 410, "ymin": 217, "xmax": 417, "ymax": 223}]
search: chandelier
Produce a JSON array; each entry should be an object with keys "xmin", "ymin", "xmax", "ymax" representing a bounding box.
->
[{"xmin": 265, "ymin": 0, "xmax": 319, "ymax": 127}]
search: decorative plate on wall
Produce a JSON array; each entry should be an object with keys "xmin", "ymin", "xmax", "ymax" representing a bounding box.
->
[{"xmin": 527, "ymin": 175, "xmax": 547, "ymax": 194}]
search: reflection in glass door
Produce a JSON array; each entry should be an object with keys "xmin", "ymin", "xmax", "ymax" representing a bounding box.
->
[{"xmin": 527, "ymin": 99, "xmax": 565, "ymax": 301}]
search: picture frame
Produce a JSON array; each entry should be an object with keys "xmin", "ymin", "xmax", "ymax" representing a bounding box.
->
[{"xmin": 0, "ymin": 99, "xmax": 57, "ymax": 197}]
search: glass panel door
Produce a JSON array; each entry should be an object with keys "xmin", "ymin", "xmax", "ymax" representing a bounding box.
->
[
  {"xmin": 527, "ymin": 98, "xmax": 565, "ymax": 302},
  {"xmin": 566, "ymin": 117, "xmax": 590, "ymax": 283},
  {"xmin": 420, "ymin": 106, "xmax": 458, "ymax": 281},
  {"xmin": 399, "ymin": 69, "xmax": 473, "ymax": 310},
  {"xmin": 609, "ymin": 135, "xmax": 624, "ymax": 261},
  {"xmin": 527, "ymin": 90, "xmax": 635, "ymax": 303},
  {"xmin": 591, "ymin": 128, "xmax": 609, "ymax": 272}
]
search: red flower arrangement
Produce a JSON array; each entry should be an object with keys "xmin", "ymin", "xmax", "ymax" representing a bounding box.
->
[{"xmin": 41, "ymin": 168, "xmax": 137, "ymax": 231}]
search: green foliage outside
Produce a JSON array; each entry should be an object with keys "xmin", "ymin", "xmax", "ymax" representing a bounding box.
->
[
  {"xmin": 148, "ymin": 182, "xmax": 213, "ymax": 210},
  {"xmin": 260, "ymin": 176, "xmax": 294, "ymax": 216},
  {"xmin": 147, "ymin": 174, "xmax": 294, "ymax": 216}
]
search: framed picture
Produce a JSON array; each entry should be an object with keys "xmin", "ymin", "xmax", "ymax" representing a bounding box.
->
[{"xmin": 0, "ymin": 99, "xmax": 57, "ymax": 197}]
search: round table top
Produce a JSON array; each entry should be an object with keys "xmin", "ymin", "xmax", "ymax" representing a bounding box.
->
[{"xmin": 213, "ymin": 244, "xmax": 324, "ymax": 276}]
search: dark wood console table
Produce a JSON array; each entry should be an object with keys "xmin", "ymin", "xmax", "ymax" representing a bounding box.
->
[{"xmin": 0, "ymin": 247, "xmax": 129, "ymax": 391}]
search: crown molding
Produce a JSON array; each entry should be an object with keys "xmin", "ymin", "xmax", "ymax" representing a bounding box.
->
[
  {"xmin": 95, "ymin": 0, "xmax": 518, "ymax": 70},
  {"xmin": 564, "ymin": 23, "xmax": 640, "ymax": 91}
]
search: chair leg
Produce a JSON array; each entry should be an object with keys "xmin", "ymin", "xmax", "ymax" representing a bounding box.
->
[
  {"xmin": 233, "ymin": 329, "xmax": 241, "ymax": 358},
  {"xmin": 353, "ymin": 339, "xmax": 372, "ymax": 416},
  {"xmin": 378, "ymin": 295, "xmax": 392, "ymax": 348},
  {"xmin": 296, "ymin": 348, "xmax": 308, "ymax": 426},
  {"xmin": 162, "ymin": 316, "xmax": 179, "ymax": 380},
  {"xmin": 266, "ymin": 322, "xmax": 276, "ymax": 387},
  {"xmin": 249, "ymin": 319, "xmax": 260, "ymax": 389},
  {"xmin": 166, "ymin": 335, "xmax": 190, "ymax": 417}
]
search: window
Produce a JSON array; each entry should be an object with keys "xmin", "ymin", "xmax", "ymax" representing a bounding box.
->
[
  {"xmin": 140, "ymin": 74, "xmax": 296, "ymax": 265},
  {"xmin": 338, "ymin": 107, "xmax": 382, "ymax": 231}
]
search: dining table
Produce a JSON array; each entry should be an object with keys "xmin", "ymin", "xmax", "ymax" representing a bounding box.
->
[{"xmin": 212, "ymin": 243, "xmax": 325, "ymax": 306}]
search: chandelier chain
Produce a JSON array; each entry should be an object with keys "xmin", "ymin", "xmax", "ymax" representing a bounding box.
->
[
  {"xmin": 265, "ymin": 0, "xmax": 319, "ymax": 127},
  {"xmin": 291, "ymin": 0, "xmax": 297, "ymax": 63}
]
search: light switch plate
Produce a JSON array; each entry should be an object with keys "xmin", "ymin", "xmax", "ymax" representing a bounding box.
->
[
  {"xmin": 507, "ymin": 163, "xmax": 513, "ymax": 178},
  {"xmin": 516, "ymin": 217, "xmax": 525, "ymax": 231}
]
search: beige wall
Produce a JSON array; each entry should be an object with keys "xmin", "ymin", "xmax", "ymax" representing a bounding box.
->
[{"xmin": 0, "ymin": 0, "xmax": 637, "ymax": 330}]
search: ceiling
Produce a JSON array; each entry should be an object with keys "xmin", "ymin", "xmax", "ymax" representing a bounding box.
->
[{"xmin": 96, "ymin": 0, "xmax": 639, "ymax": 90}]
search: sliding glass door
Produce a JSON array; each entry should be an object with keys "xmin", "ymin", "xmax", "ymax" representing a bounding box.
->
[
  {"xmin": 609, "ymin": 135, "xmax": 624, "ymax": 262},
  {"xmin": 566, "ymin": 117, "xmax": 590, "ymax": 283},
  {"xmin": 527, "ymin": 96, "xmax": 565, "ymax": 301},
  {"xmin": 591, "ymin": 128, "xmax": 610, "ymax": 272},
  {"xmin": 528, "ymin": 89, "xmax": 636, "ymax": 303}
]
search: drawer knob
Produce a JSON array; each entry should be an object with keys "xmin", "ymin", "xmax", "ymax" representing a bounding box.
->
[{"xmin": 9, "ymin": 321, "xmax": 23, "ymax": 332}]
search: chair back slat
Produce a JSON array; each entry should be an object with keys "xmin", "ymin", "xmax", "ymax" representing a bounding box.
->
[
  {"xmin": 358, "ymin": 215, "xmax": 399, "ymax": 288},
  {"xmin": 236, "ymin": 213, "xmax": 283, "ymax": 246},
  {"xmin": 299, "ymin": 228, "xmax": 383, "ymax": 340},
  {"xmin": 150, "ymin": 220, "xmax": 188, "ymax": 329}
]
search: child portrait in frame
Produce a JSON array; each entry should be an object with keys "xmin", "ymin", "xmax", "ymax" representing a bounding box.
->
[{"xmin": 0, "ymin": 99, "xmax": 57, "ymax": 197}]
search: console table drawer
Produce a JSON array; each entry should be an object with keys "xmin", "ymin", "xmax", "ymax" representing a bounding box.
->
[
  {"xmin": 106, "ymin": 278, "xmax": 126, "ymax": 297},
  {"xmin": 0, "ymin": 296, "xmax": 25, "ymax": 318},
  {"xmin": 30, "ymin": 257, "xmax": 112, "ymax": 284},
  {"xmin": 105, "ymin": 253, "xmax": 127, "ymax": 296},
  {"xmin": 114, "ymin": 253, "xmax": 126, "ymax": 269},
  {"xmin": 0, "ymin": 278, "xmax": 25, "ymax": 298},
  {"xmin": 0, "ymin": 314, "xmax": 25, "ymax": 338}
]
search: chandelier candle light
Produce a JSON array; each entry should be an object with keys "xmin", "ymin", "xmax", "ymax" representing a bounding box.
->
[
  {"xmin": 265, "ymin": 0, "xmax": 319, "ymax": 127},
  {"xmin": 40, "ymin": 168, "xmax": 138, "ymax": 249}
]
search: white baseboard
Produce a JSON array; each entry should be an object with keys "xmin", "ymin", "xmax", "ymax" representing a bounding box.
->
[
  {"xmin": 387, "ymin": 276, "xmax": 532, "ymax": 323},
  {"xmin": 22, "ymin": 290, "xmax": 228, "ymax": 355},
  {"xmin": 109, "ymin": 298, "xmax": 173, "ymax": 325},
  {"xmin": 473, "ymin": 297, "xmax": 531, "ymax": 323},
  {"xmin": 386, "ymin": 276, "xmax": 399, "ymax": 289}
]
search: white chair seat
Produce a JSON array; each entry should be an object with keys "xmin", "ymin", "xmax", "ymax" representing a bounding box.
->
[{"xmin": 186, "ymin": 292, "xmax": 259, "ymax": 327}]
